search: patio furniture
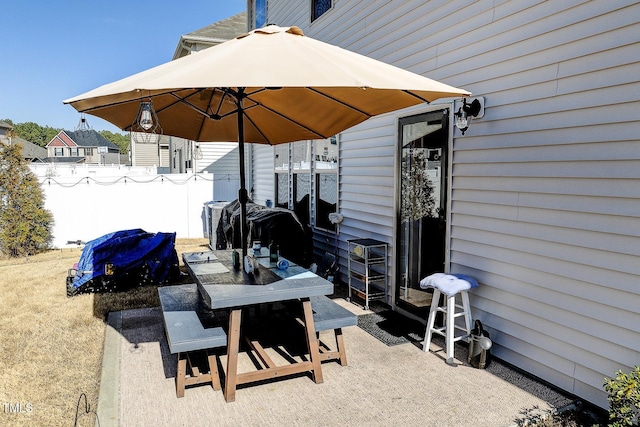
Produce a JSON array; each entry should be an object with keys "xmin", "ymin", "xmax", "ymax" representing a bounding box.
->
[
  {"xmin": 183, "ymin": 249, "xmax": 335, "ymax": 402},
  {"xmin": 158, "ymin": 284, "xmax": 227, "ymax": 397},
  {"xmin": 305, "ymin": 295, "xmax": 357, "ymax": 366},
  {"xmin": 259, "ymin": 255, "xmax": 356, "ymax": 365},
  {"xmin": 420, "ymin": 273, "xmax": 477, "ymax": 364},
  {"xmin": 347, "ymin": 239, "xmax": 387, "ymax": 310}
]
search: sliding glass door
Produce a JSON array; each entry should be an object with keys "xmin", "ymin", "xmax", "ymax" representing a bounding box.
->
[{"xmin": 395, "ymin": 109, "xmax": 449, "ymax": 318}]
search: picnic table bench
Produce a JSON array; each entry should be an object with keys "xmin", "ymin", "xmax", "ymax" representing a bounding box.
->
[
  {"xmin": 307, "ymin": 295, "xmax": 357, "ymax": 366},
  {"xmin": 262, "ymin": 256, "xmax": 357, "ymax": 366},
  {"xmin": 158, "ymin": 284, "xmax": 226, "ymax": 397}
]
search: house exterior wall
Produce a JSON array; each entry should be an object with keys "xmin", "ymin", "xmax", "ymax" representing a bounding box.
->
[
  {"xmin": 199, "ymin": 142, "xmax": 241, "ymax": 202},
  {"xmin": 260, "ymin": 0, "xmax": 640, "ymax": 408},
  {"xmin": 131, "ymin": 136, "xmax": 240, "ymax": 201},
  {"xmin": 81, "ymin": 148, "xmax": 120, "ymax": 165},
  {"xmin": 251, "ymin": 144, "xmax": 274, "ymax": 204},
  {"xmin": 131, "ymin": 142, "xmax": 161, "ymax": 167}
]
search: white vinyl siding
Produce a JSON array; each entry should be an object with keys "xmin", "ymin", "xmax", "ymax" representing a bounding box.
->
[
  {"xmin": 251, "ymin": 144, "xmax": 275, "ymax": 205},
  {"xmin": 198, "ymin": 143, "xmax": 238, "ymax": 174},
  {"xmin": 199, "ymin": 143, "xmax": 240, "ymax": 202},
  {"xmin": 444, "ymin": 1, "xmax": 640, "ymax": 407},
  {"xmin": 132, "ymin": 143, "xmax": 161, "ymax": 167},
  {"xmin": 132, "ymin": 139, "xmax": 240, "ymax": 201},
  {"xmin": 338, "ymin": 114, "xmax": 396, "ymax": 241},
  {"xmin": 261, "ymin": 0, "xmax": 640, "ymax": 408}
]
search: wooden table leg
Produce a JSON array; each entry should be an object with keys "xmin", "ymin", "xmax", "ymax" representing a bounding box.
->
[
  {"xmin": 301, "ymin": 298, "xmax": 324, "ymax": 384},
  {"xmin": 224, "ymin": 308, "xmax": 242, "ymax": 402},
  {"xmin": 335, "ymin": 328, "xmax": 348, "ymax": 366},
  {"xmin": 176, "ymin": 353, "xmax": 186, "ymax": 398}
]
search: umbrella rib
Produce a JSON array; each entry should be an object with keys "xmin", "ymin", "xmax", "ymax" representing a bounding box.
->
[
  {"xmin": 169, "ymin": 92, "xmax": 214, "ymax": 119},
  {"xmin": 121, "ymin": 90, "xmax": 203, "ymax": 132},
  {"xmin": 256, "ymin": 103, "xmax": 328, "ymax": 140},
  {"xmin": 242, "ymin": 112, "xmax": 273, "ymax": 144},
  {"xmin": 161, "ymin": 88, "xmax": 271, "ymax": 143},
  {"xmin": 78, "ymin": 89, "xmax": 180, "ymax": 114},
  {"xmin": 169, "ymin": 88, "xmax": 248, "ymax": 120},
  {"xmin": 402, "ymin": 90, "xmax": 431, "ymax": 104},
  {"xmin": 307, "ymin": 87, "xmax": 374, "ymax": 119},
  {"xmin": 244, "ymin": 93, "xmax": 329, "ymax": 141},
  {"xmin": 160, "ymin": 89, "xmax": 210, "ymax": 112},
  {"xmin": 195, "ymin": 88, "xmax": 223, "ymax": 138},
  {"xmin": 171, "ymin": 92, "xmax": 259, "ymax": 122},
  {"xmin": 308, "ymin": 88, "xmax": 432, "ymax": 114},
  {"xmin": 145, "ymin": 89, "xmax": 213, "ymax": 131}
]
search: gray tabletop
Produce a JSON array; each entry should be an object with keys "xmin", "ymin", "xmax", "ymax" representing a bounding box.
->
[{"xmin": 183, "ymin": 250, "xmax": 333, "ymax": 309}]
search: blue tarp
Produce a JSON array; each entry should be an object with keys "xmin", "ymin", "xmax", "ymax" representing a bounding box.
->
[{"xmin": 68, "ymin": 229, "xmax": 179, "ymax": 295}]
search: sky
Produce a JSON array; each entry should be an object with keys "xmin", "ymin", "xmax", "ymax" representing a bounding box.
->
[{"xmin": 1, "ymin": 0, "xmax": 246, "ymax": 133}]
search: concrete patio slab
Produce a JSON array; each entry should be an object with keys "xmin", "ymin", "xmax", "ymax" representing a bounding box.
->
[{"xmin": 97, "ymin": 301, "xmax": 572, "ymax": 427}]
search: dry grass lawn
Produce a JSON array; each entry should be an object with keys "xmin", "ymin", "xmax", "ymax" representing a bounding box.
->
[{"xmin": 0, "ymin": 238, "xmax": 210, "ymax": 426}]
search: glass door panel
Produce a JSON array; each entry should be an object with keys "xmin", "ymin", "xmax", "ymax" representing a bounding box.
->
[{"xmin": 396, "ymin": 110, "xmax": 448, "ymax": 318}]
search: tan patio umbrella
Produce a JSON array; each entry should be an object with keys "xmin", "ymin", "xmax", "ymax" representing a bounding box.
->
[{"xmin": 64, "ymin": 24, "xmax": 470, "ymax": 257}]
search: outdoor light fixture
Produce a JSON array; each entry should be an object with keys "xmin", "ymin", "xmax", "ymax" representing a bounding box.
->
[
  {"xmin": 131, "ymin": 99, "xmax": 162, "ymax": 144},
  {"xmin": 454, "ymin": 98, "xmax": 483, "ymax": 135},
  {"xmin": 194, "ymin": 143, "xmax": 203, "ymax": 160},
  {"xmin": 139, "ymin": 102, "xmax": 154, "ymax": 130}
]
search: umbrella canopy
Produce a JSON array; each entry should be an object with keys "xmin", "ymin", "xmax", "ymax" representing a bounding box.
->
[
  {"xmin": 64, "ymin": 24, "xmax": 470, "ymax": 257},
  {"xmin": 64, "ymin": 25, "xmax": 469, "ymax": 144}
]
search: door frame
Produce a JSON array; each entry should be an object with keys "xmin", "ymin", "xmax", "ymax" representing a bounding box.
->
[{"xmin": 391, "ymin": 103, "xmax": 455, "ymax": 323}]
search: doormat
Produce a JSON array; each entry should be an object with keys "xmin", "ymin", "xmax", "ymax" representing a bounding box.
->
[{"xmin": 357, "ymin": 310, "xmax": 424, "ymax": 346}]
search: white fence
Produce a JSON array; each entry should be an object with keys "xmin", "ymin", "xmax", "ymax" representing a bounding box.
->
[{"xmin": 31, "ymin": 165, "xmax": 226, "ymax": 248}]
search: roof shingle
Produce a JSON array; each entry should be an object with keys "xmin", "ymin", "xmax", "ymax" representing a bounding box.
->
[
  {"xmin": 64, "ymin": 130, "xmax": 118, "ymax": 149},
  {"xmin": 186, "ymin": 12, "xmax": 247, "ymax": 41}
]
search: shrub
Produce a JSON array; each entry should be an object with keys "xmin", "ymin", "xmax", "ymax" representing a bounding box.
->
[
  {"xmin": 604, "ymin": 366, "xmax": 640, "ymax": 427},
  {"xmin": 0, "ymin": 140, "xmax": 53, "ymax": 257}
]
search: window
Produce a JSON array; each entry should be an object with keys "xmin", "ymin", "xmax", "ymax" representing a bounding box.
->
[
  {"xmin": 314, "ymin": 136, "xmax": 338, "ymax": 232},
  {"xmin": 274, "ymin": 144, "xmax": 289, "ymax": 208},
  {"xmin": 70, "ymin": 148, "xmax": 78, "ymax": 157},
  {"xmin": 311, "ymin": 0, "xmax": 332, "ymax": 22},
  {"xmin": 54, "ymin": 147, "xmax": 63, "ymax": 156},
  {"xmin": 292, "ymin": 141, "xmax": 311, "ymax": 226},
  {"xmin": 255, "ymin": 0, "xmax": 267, "ymax": 28},
  {"xmin": 273, "ymin": 136, "xmax": 339, "ymax": 233}
]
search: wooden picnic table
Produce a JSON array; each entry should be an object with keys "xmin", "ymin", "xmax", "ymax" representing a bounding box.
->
[{"xmin": 182, "ymin": 249, "xmax": 333, "ymax": 402}]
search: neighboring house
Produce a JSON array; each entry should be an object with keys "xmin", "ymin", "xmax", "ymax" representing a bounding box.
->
[
  {"xmin": 246, "ymin": 0, "xmax": 639, "ymax": 409},
  {"xmin": 130, "ymin": 12, "xmax": 247, "ymax": 201},
  {"xmin": 0, "ymin": 120, "xmax": 47, "ymax": 162},
  {"xmin": 14, "ymin": 137, "xmax": 47, "ymax": 162},
  {"xmin": 130, "ymin": 134, "xmax": 172, "ymax": 171},
  {"xmin": 46, "ymin": 129, "xmax": 120, "ymax": 164},
  {"xmin": 173, "ymin": 11, "xmax": 248, "ymax": 59},
  {"xmin": 0, "ymin": 120, "xmax": 11, "ymax": 138}
]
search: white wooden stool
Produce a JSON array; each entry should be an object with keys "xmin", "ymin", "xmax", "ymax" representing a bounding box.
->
[{"xmin": 420, "ymin": 273, "xmax": 476, "ymax": 365}]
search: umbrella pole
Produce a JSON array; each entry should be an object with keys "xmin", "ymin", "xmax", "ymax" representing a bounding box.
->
[{"xmin": 237, "ymin": 88, "xmax": 248, "ymax": 259}]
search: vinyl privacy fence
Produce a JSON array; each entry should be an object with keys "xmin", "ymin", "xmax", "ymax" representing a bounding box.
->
[{"xmin": 35, "ymin": 170, "xmax": 222, "ymax": 248}]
